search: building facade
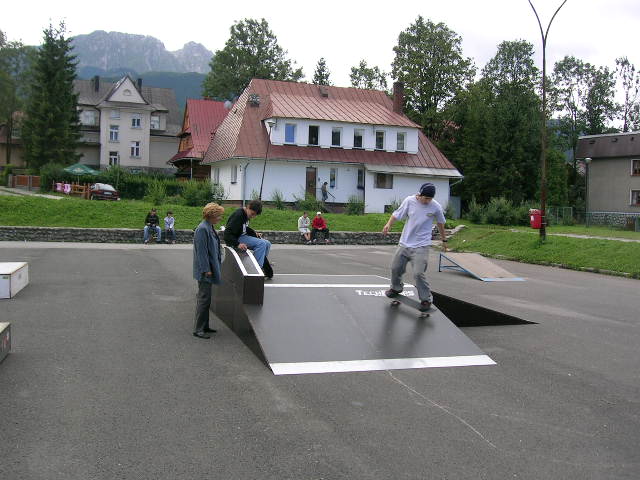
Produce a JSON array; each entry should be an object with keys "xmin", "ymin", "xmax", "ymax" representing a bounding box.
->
[
  {"xmin": 75, "ymin": 76, "xmax": 181, "ymax": 173},
  {"xmin": 202, "ymin": 79, "xmax": 461, "ymax": 213},
  {"xmin": 576, "ymin": 131, "xmax": 640, "ymax": 217}
]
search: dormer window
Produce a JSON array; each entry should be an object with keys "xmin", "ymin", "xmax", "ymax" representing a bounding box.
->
[
  {"xmin": 375, "ymin": 131, "xmax": 385, "ymax": 150},
  {"xmin": 150, "ymin": 115, "xmax": 160, "ymax": 130},
  {"xmin": 396, "ymin": 132, "xmax": 406, "ymax": 151},
  {"xmin": 285, "ymin": 123, "xmax": 296, "ymax": 143},
  {"xmin": 354, "ymin": 129, "xmax": 364, "ymax": 149},
  {"xmin": 332, "ymin": 127, "xmax": 342, "ymax": 147},
  {"xmin": 308, "ymin": 126, "xmax": 319, "ymax": 146}
]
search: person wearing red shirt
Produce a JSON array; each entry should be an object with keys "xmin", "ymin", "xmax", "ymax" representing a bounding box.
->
[{"xmin": 311, "ymin": 211, "xmax": 331, "ymax": 244}]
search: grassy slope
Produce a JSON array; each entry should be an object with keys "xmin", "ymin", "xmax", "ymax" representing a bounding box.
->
[{"xmin": 0, "ymin": 196, "xmax": 406, "ymax": 232}]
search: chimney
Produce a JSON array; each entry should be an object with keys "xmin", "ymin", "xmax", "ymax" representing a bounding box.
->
[
  {"xmin": 92, "ymin": 75, "xmax": 100, "ymax": 92},
  {"xmin": 319, "ymin": 85, "xmax": 329, "ymax": 98},
  {"xmin": 392, "ymin": 81, "xmax": 404, "ymax": 114},
  {"xmin": 137, "ymin": 78, "xmax": 143, "ymax": 91}
]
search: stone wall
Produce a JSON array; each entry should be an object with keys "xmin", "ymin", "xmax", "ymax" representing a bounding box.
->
[
  {"xmin": 588, "ymin": 212, "xmax": 640, "ymax": 229},
  {"xmin": 0, "ymin": 226, "xmax": 437, "ymax": 245}
]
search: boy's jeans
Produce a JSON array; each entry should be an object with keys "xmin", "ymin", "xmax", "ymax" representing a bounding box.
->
[
  {"xmin": 238, "ymin": 234, "xmax": 271, "ymax": 267},
  {"xmin": 389, "ymin": 245, "xmax": 432, "ymax": 303},
  {"xmin": 143, "ymin": 225, "xmax": 161, "ymax": 243}
]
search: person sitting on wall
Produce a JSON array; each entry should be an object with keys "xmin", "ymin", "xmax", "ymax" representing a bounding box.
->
[
  {"xmin": 144, "ymin": 208, "xmax": 162, "ymax": 244},
  {"xmin": 224, "ymin": 200, "xmax": 272, "ymax": 274},
  {"xmin": 311, "ymin": 211, "xmax": 331, "ymax": 244},
  {"xmin": 298, "ymin": 211, "xmax": 312, "ymax": 244}
]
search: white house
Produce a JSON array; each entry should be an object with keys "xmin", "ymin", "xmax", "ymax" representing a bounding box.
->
[
  {"xmin": 202, "ymin": 79, "xmax": 462, "ymax": 213},
  {"xmin": 75, "ymin": 75, "xmax": 180, "ymax": 173}
]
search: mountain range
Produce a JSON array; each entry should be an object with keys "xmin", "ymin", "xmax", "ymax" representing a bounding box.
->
[
  {"xmin": 71, "ymin": 30, "xmax": 213, "ymax": 75},
  {"xmin": 71, "ymin": 31, "xmax": 213, "ymax": 109}
]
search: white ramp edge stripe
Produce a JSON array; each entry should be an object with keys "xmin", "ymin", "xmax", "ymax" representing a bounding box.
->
[
  {"xmin": 480, "ymin": 277, "xmax": 526, "ymax": 282},
  {"xmin": 265, "ymin": 284, "xmax": 393, "ymax": 288},
  {"xmin": 270, "ymin": 355, "xmax": 496, "ymax": 375}
]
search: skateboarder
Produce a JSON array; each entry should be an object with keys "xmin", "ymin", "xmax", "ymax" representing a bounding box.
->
[{"xmin": 382, "ymin": 183, "xmax": 447, "ymax": 311}]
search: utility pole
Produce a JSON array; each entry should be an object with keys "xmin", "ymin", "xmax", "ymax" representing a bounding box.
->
[{"xmin": 528, "ymin": 0, "xmax": 568, "ymax": 240}]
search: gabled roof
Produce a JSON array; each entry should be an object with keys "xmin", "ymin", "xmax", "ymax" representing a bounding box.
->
[
  {"xmin": 202, "ymin": 78, "xmax": 458, "ymax": 173},
  {"xmin": 184, "ymin": 99, "xmax": 229, "ymax": 158},
  {"xmin": 576, "ymin": 131, "xmax": 640, "ymax": 159},
  {"xmin": 74, "ymin": 78, "xmax": 182, "ymax": 135}
]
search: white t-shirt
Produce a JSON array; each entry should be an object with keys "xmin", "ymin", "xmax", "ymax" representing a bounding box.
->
[{"xmin": 393, "ymin": 195, "xmax": 446, "ymax": 248}]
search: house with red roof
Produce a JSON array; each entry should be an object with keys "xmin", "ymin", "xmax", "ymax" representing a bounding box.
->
[
  {"xmin": 202, "ymin": 79, "xmax": 461, "ymax": 213},
  {"xmin": 169, "ymin": 98, "xmax": 230, "ymax": 179}
]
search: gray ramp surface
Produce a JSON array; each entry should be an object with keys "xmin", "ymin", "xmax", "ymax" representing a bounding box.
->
[
  {"xmin": 439, "ymin": 252, "xmax": 525, "ymax": 282},
  {"xmin": 244, "ymin": 274, "xmax": 495, "ymax": 374}
]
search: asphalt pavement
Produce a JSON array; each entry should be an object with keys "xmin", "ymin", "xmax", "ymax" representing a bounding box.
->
[{"xmin": 0, "ymin": 242, "xmax": 638, "ymax": 479}]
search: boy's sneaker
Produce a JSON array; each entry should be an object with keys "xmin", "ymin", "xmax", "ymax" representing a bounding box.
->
[
  {"xmin": 419, "ymin": 301, "xmax": 432, "ymax": 312},
  {"xmin": 385, "ymin": 288, "xmax": 402, "ymax": 298}
]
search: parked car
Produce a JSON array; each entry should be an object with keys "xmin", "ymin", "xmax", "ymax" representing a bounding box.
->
[{"xmin": 90, "ymin": 183, "xmax": 120, "ymax": 201}]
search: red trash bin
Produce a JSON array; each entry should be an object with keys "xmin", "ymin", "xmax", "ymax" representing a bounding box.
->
[{"xmin": 529, "ymin": 209, "xmax": 542, "ymax": 229}]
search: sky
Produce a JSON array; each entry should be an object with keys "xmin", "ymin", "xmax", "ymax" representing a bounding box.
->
[{"xmin": 3, "ymin": 0, "xmax": 640, "ymax": 89}]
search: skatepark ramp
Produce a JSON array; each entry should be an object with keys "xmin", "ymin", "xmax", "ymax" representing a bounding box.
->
[
  {"xmin": 213, "ymin": 247, "xmax": 497, "ymax": 375},
  {"xmin": 439, "ymin": 252, "xmax": 525, "ymax": 282}
]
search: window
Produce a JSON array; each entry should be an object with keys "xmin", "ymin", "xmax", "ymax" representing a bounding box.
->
[
  {"xmin": 285, "ymin": 124, "xmax": 296, "ymax": 143},
  {"xmin": 109, "ymin": 125, "xmax": 119, "ymax": 142},
  {"xmin": 632, "ymin": 159, "xmax": 640, "ymax": 175},
  {"xmin": 131, "ymin": 114, "xmax": 142, "ymax": 128},
  {"xmin": 396, "ymin": 132, "xmax": 406, "ymax": 151},
  {"xmin": 331, "ymin": 127, "xmax": 341, "ymax": 147},
  {"xmin": 375, "ymin": 131, "xmax": 385, "ymax": 150},
  {"xmin": 308, "ymin": 125, "xmax": 319, "ymax": 146},
  {"xmin": 374, "ymin": 173, "xmax": 393, "ymax": 189},
  {"xmin": 81, "ymin": 110, "xmax": 98, "ymax": 126},
  {"xmin": 109, "ymin": 151, "xmax": 119, "ymax": 166},
  {"xmin": 354, "ymin": 129, "xmax": 364, "ymax": 149},
  {"xmin": 150, "ymin": 115, "xmax": 160, "ymax": 130},
  {"xmin": 330, "ymin": 168, "xmax": 337, "ymax": 188},
  {"xmin": 632, "ymin": 190, "xmax": 640, "ymax": 205},
  {"xmin": 123, "ymin": 89, "xmax": 132, "ymax": 96},
  {"xmin": 130, "ymin": 141, "xmax": 141, "ymax": 158},
  {"xmin": 231, "ymin": 165, "xmax": 238, "ymax": 183},
  {"xmin": 357, "ymin": 169, "xmax": 364, "ymax": 189},
  {"xmin": 212, "ymin": 167, "xmax": 220, "ymax": 183},
  {"xmin": 110, "ymin": 109, "xmax": 120, "ymax": 119}
]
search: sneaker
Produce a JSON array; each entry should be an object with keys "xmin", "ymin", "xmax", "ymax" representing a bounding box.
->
[
  {"xmin": 419, "ymin": 301, "xmax": 432, "ymax": 312},
  {"xmin": 306, "ymin": 241, "xmax": 312, "ymax": 245},
  {"xmin": 144, "ymin": 240, "xmax": 149, "ymax": 244},
  {"xmin": 385, "ymin": 288, "xmax": 402, "ymax": 298}
]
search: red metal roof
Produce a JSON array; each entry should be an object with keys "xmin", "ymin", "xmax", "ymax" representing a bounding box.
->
[
  {"xmin": 180, "ymin": 99, "xmax": 229, "ymax": 158},
  {"xmin": 203, "ymin": 79, "xmax": 457, "ymax": 172}
]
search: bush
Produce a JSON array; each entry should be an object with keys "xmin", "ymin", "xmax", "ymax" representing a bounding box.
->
[
  {"xmin": 144, "ymin": 178, "xmax": 166, "ymax": 204},
  {"xmin": 345, "ymin": 195, "xmax": 365, "ymax": 215},
  {"xmin": 181, "ymin": 180, "xmax": 227, "ymax": 206},
  {"xmin": 386, "ymin": 197, "xmax": 401, "ymax": 213},
  {"xmin": 485, "ymin": 197, "xmax": 516, "ymax": 226},
  {"xmin": 270, "ymin": 189, "xmax": 286, "ymax": 210},
  {"xmin": 466, "ymin": 197, "xmax": 485, "ymax": 224},
  {"xmin": 38, "ymin": 163, "xmax": 67, "ymax": 192},
  {"xmin": 0, "ymin": 164, "xmax": 16, "ymax": 187},
  {"xmin": 293, "ymin": 192, "xmax": 324, "ymax": 212}
]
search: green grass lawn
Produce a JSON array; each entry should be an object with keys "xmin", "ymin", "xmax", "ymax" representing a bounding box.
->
[
  {"xmin": 0, "ymin": 195, "xmax": 408, "ymax": 232},
  {"xmin": 449, "ymin": 225, "xmax": 640, "ymax": 277}
]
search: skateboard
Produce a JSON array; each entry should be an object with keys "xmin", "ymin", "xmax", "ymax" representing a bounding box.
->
[{"xmin": 387, "ymin": 292, "xmax": 437, "ymax": 318}]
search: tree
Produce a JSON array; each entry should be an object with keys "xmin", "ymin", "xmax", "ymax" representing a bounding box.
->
[
  {"xmin": 202, "ymin": 18, "xmax": 303, "ymax": 100},
  {"xmin": 349, "ymin": 60, "xmax": 388, "ymax": 90},
  {"xmin": 615, "ymin": 57, "xmax": 640, "ymax": 132},
  {"xmin": 312, "ymin": 57, "xmax": 331, "ymax": 85},
  {"xmin": 443, "ymin": 41, "xmax": 552, "ymax": 206},
  {"xmin": 392, "ymin": 16, "xmax": 475, "ymax": 140},
  {"xmin": 21, "ymin": 23, "xmax": 81, "ymax": 170},
  {"xmin": 0, "ymin": 31, "xmax": 35, "ymax": 164}
]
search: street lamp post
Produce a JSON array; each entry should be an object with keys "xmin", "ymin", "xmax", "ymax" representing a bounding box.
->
[
  {"xmin": 584, "ymin": 157, "xmax": 592, "ymax": 227},
  {"xmin": 259, "ymin": 120, "xmax": 276, "ymax": 201},
  {"xmin": 528, "ymin": 0, "xmax": 568, "ymax": 241}
]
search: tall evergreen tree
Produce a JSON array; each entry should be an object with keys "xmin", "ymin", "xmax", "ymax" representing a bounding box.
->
[
  {"xmin": 312, "ymin": 57, "xmax": 331, "ymax": 85},
  {"xmin": 22, "ymin": 23, "xmax": 80, "ymax": 170},
  {"xmin": 0, "ymin": 31, "xmax": 35, "ymax": 164},
  {"xmin": 349, "ymin": 60, "xmax": 388, "ymax": 90},
  {"xmin": 392, "ymin": 16, "xmax": 475, "ymax": 140},
  {"xmin": 202, "ymin": 18, "xmax": 303, "ymax": 100}
]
